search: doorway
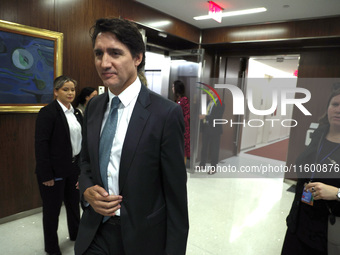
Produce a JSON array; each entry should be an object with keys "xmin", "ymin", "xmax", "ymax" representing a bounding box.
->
[
  {"xmin": 240, "ymin": 55, "xmax": 300, "ymax": 153},
  {"xmin": 144, "ymin": 49, "xmax": 204, "ymax": 169},
  {"xmin": 144, "ymin": 50, "xmax": 203, "ymax": 101}
]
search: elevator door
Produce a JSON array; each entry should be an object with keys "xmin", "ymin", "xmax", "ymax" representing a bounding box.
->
[{"xmin": 168, "ymin": 49, "xmax": 204, "ymax": 168}]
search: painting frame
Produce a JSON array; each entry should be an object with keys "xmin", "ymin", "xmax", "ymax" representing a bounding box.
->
[{"xmin": 0, "ymin": 20, "xmax": 63, "ymax": 113}]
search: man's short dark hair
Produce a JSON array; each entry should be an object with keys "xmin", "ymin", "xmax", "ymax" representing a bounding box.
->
[{"xmin": 90, "ymin": 18, "xmax": 145, "ymax": 71}]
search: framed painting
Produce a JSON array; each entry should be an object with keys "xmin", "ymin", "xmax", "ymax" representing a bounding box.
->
[{"xmin": 0, "ymin": 20, "xmax": 63, "ymax": 113}]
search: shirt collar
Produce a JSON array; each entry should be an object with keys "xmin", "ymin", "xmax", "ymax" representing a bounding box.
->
[
  {"xmin": 107, "ymin": 77, "xmax": 141, "ymax": 107},
  {"xmin": 57, "ymin": 99, "xmax": 74, "ymax": 113}
]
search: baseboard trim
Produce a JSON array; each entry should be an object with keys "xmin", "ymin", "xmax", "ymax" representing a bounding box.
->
[{"xmin": 0, "ymin": 207, "xmax": 42, "ymax": 224}]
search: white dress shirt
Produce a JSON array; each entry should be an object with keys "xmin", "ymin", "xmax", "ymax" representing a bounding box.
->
[
  {"xmin": 100, "ymin": 78, "xmax": 141, "ymax": 216},
  {"xmin": 57, "ymin": 100, "xmax": 82, "ymax": 157}
]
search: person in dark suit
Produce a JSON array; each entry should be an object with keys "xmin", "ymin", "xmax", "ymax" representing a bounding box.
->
[
  {"xmin": 35, "ymin": 75, "xmax": 82, "ymax": 255},
  {"xmin": 74, "ymin": 18, "xmax": 189, "ymax": 255},
  {"xmin": 199, "ymin": 89, "xmax": 225, "ymax": 174}
]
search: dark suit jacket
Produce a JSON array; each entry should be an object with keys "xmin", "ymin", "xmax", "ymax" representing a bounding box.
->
[
  {"xmin": 75, "ymin": 85, "xmax": 189, "ymax": 255},
  {"xmin": 285, "ymin": 124, "xmax": 340, "ymax": 250},
  {"xmin": 35, "ymin": 100, "xmax": 82, "ymax": 182},
  {"xmin": 201, "ymin": 100, "xmax": 225, "ymax": 135}
]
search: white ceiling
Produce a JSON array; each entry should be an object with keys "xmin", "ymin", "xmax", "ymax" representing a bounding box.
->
[{"xmin": 136, "ymin": 0, "xmax": 340, "ymax": 29}]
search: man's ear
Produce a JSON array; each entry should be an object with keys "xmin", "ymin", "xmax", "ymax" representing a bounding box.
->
[{"xmin": 134, "ymin": 52, "xmax": 143, "ymax": 67}]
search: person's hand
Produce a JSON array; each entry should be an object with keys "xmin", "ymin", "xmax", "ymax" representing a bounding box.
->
[
  {"xmin": 199, "ymin": 114, "xmax": 206, "ymax": 120},
  {"xmin": 84, "ymin": 185, "xmax": 122, "ymax": 216},
  {"xmin": 305, "ymin": 182, "xmax": 338, "ymax": 200},
  {"xmin": 75, "ymin": 181, "xmax": 79, "ymax": 190},
  {"xmin": 43, "ymin": 179, "xmax": 55, "ymax": 186}
]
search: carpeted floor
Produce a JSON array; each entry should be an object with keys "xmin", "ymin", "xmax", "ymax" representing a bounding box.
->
[{"xmin": 245, "ymin": 138, "xmax": 289, "ymax": 162}]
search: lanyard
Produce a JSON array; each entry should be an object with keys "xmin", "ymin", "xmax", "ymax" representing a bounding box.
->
[
  {"xmin": 311, "ymin": 140, "xmax": 340, "ymax": 180},
  {"xmin": 316, "ymin": 141, "xmax": 340, "ymax": 163}
]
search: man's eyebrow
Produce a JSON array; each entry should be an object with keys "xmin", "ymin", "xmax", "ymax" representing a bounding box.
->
[
  {"xmin": 94, "ymin": 47, "xmax": 123, "ymax": 52},
  {"xmin": 108, "ymin": 47, "xmax": 124, "ymax": 53}
]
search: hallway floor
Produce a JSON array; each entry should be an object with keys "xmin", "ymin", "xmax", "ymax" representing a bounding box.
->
[{"xmin": 0, "ymin": 152, "xmax": 294, "ymax": 255}]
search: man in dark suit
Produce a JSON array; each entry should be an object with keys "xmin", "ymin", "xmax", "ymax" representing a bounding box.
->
[
  {"xmin": 74, "ymin": 18, "xmax": 189, "ymax": 255},
  {"xmin": 199, "ymin": 89, "xmax": 225, "ymax": 174}
]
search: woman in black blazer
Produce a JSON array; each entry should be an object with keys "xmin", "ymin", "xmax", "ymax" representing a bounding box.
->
[
  {"xmin": 35, "ymin": 75, "xmax": 82, "ymax": 255},
  {"xmin": 282, "ymin": 89, "xmax": 340, "ymax": 255}
]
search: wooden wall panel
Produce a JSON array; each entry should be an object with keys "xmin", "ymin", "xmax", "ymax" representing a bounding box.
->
[
  {"xmin": 0, "ymin": 0, "xmax": 54, "ymax": 30},
  {"xmin": 121, "ymin": 1, "xmax": 200, "ymax": 44},
  {"xmin": 285, "ymin": 50, "xmax": 340, "ymax": 180},
  {"xmin": 54, "ymin": 0, "xmax": 121, "ymax": 89},
  {"xmin": 0, "ymin": 114, "xmax": 40, "ymax": 218},
  {"xmin": 202, "ymin": 16, "xmax": 340, "ymax": 45}
]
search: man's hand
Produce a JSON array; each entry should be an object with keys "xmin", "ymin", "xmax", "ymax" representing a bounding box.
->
[{"xmin": 84, "ymin": 185, "xmax": 122, "ymax": 216}]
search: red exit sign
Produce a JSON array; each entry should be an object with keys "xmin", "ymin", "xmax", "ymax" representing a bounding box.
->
[{"xmin": 209, "ymin": 1, "xmax": 223, "ymax": 23}]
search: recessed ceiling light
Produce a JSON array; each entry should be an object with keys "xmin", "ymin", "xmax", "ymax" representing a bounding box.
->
[
  {"xmin": 147, "ymin": 21, "xmax": 171, "ymax": 27},
  {"xmin": 158, "ymin": 32, "xmax": 167, "ymax": 38},
  {"xmin": 194, "ymin": 7, "xmax": 267, "ymax": 21}
]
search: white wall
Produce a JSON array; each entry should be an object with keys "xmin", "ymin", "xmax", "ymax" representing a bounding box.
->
[
  {"xmin": 240, "ymin": 58, "xmax": 298, "ymax": 150},
  {"xmin": 144, "ymin": 52, "xmax": 170, "ymax": 98}
]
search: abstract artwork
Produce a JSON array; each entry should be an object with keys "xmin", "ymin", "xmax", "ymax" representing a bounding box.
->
[{"xmin": 0, "ymin": 20, "xmax": 63, "ymax": 112}]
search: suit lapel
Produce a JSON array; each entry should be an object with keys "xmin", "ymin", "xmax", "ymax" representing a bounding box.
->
[
  {"xmin": 119, "ymin": 85, "xmax": 151, "ymax": 193},
  {"xmin": 55, "ymin": 100, "xmax": 71, "ymax": 140},
  {"xmin": 88, "ymin": 93, "xmax": 109, "ymax": 187}
]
